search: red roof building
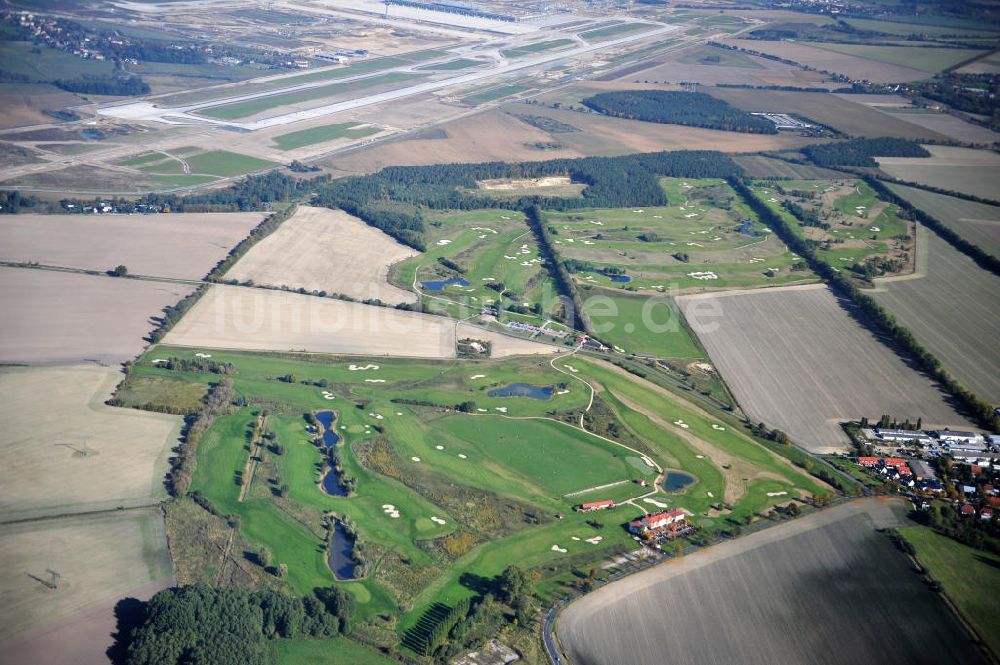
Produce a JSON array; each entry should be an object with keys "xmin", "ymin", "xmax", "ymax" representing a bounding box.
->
[
  {"xmin": 858, "ymin": 457, "xmax": 878, "ymax": 467},
  {"xmin": 898, "ymin": 465, "xmax": 912, "ymax": 476},
  {"xmin": 971, "ymin": 465, "xmax": 983, "ymax": 475},
  {"xmin": 580, "ymin": 499, "xmax": 614, "ymax": 512},
  {"xmin": 884, "ymin": 458, "xmax": 906, "ymax": 468},
  {"xmin": 989, "ymin": 496, "xmax": 1000, "ymax": 508},
  {"xmin": 960, "ymin": 503, "xmax": 976, "ymax": 517},
  {"xmin": 981, "ymin": 508, "xmax": 993, "ymax": 521},
  {"xmin": 629, "ymin": 509, "xmax": 685, "ymax": 533}
]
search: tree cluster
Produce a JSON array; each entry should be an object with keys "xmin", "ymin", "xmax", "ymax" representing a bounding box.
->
[
  {"xmin": 119, "ymin": 585, "xmax": 354, "ymax": 665},
  {"xmin": 802, "ymin": 137, "xmax": 930, "ymax": 167},
  {"xmin": 581, "ymin": 90, "xmax": 778, "ymax": 134}
]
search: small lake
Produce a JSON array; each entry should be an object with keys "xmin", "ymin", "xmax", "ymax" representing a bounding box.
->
[
  {"xmin": 584, "ymin": 268, "xmax": 630, "ymax": 283},
  {"xmin": 488, "ymin": 383, "xmax": 553, "ymax": 400},
  {"xmin": 421, "ymin": 276, "xmax": 471, "ymax": 291},
  {"xmin": 662, "ymin": 471, "xmax": 696, "ymax": 492},
  {"xmin": 327, "ymin": 521, "xmax": 357, "ymax": 580}
]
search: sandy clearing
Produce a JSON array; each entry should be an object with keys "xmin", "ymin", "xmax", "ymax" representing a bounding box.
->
[
  {"xmin": 0, "ymin": 509, "xmax": 172, "ymax": 646},
  {"xmin": 557, "ymin": 498, "xmax": 986, "ymax": 665},
  {"xmin": 678, "ymin": 285, "xmax": 974, "ymax": 452},
  {"xmin": 0, "ymin": 267, "xmax": 196, "ymax": 365},
  {"xmin": 225, "ymin": 206, "xmax": 419, "ymax": 305},
  {"xmin": 0, "ymin": 212, "xmax": 264, "ymax": 280},
  {"xmin": 0, "ymin": 365, "xmax": 180, "ymax": 520},
  {"xmin": 162, "ymin": 285, "xmax": 557, "ymax": 359}
]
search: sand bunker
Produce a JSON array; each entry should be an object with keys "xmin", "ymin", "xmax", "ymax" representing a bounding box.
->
[
  {"xmin": 644, "ymin": 498, "xmax": 668, "ymax": 508},
  {"xmin": 349, "ymin": 364, "xmax": 380, "ymax": 371},
  {"xmin": 382, "ymin": 504, "xmax": 400, "ymax": 518},
  {"xmin": 551, "ymin": 545, "xmax": 568, "ymax": 553},
  {"xmin": 430, "ymin": 516, "xmax": 447, "ymax": 525}
]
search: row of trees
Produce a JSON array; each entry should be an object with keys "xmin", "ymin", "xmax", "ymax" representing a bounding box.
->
[
  {"xmin": 120, "ymin": 585, "xmax": 355, "ymax": 665},
  {"xmin": 582, "ymin": 90, "xmax": 778, "ymax": 134},
  {"xmin": 732, "ymin": 176, "xmax": 1000, "ymax": 432},
  {"xmin": 54, "ymin": 75, "xmax": 150, "ymax": 96},
  {"xmin": 525, "ymin": 205, "xmax": 588, "ymax": 331}
]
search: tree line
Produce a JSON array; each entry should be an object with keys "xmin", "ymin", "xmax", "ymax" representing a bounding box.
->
[
  {"xmin": 581, "ymin": 90, "xmax": 778, "ymax": 134},
  {"xmin": 731, "ymin": 176, "xmax": 1000, "ymax": 432}
]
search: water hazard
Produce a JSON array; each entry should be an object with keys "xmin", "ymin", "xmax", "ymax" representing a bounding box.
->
[
  {"xmin": 327, "ymin": 521, "xmax": 357, "ymax": 580},
  {"xmin": 662, "ymin": 471, "xmax": 696, "ymax": 492},
  {"xmin": 488, "ymin": 383, "xmax": 553, "ymax": 400},
  {"xmin": 420, "ymin": 276, "xmax": 471, "ymax": 291},
  {"xmin": 316, "ymin": 410, "xmax": 346, "ymax": 497}
]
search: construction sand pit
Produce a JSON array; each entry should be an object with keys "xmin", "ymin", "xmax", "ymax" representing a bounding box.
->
[
  {"xmin": 678, "ymin": 285, "xmax": 974, "ymax": 452},
  {"xmin": 0, "ymin": 508, "xmax": 173, "ymax": 646},
  {"xmin": 162, "ymin": 285, "xmax": 557, "ymax": 359},
  {"xmin": 0, "ymin": 365, "xmax": 180, "ymax": 521},
  {"xmin": 225, "ymin": 206, "xmax": 419, "ymax": 305},
  {"xmin": 557, "ymin": 498, "xmax": 986, "ymax": 665},
  {"xmin": 0, "ymin": 212, "xmax": 265, "ymax": 280},
  {"xmin": 0, "ymin": 267, "xmax": 196, "ymax": 365}
]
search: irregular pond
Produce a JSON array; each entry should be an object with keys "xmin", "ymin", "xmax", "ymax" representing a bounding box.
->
[
  {"xmin": 316, "ymin": 410, "xmax": 345, "ymax": 496},
  {"xmin": 421, "ymin": 276, "xmax": 471, "ymax": 291},
  {"xmin": 662, "ymin": 471, "xmax": 696, "ymax": 492},
  {"xmin": 327, "ymin": 521, "xmax": 357, "ymax": 580},
  {"xmin": 488, "ymin": 383, "xmax": 553, "ymax": 400},
  {"xmin": 316, "ymin": 410, "xmax": 340, "ymax": 448}
]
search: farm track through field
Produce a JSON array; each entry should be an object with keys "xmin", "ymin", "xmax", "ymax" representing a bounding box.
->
[{"xmin": 238, "ymin": 413, "xmax": 267, "ymax": 503}]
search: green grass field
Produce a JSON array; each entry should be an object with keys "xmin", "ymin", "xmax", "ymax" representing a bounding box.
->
[
  {"xmin": 580, "ymin": 23, "xmax": 651, "ymax": 40},
  {"xmin": 272, "ymin": 122, "xmax": 380, "ymax": 150},
  {"xmin": 0, "ymin": 41, "xmax": 116, "ymax": 81},
  {"xmin": 184, "ymin": 150, "xmax": 278, "ymax": 177},
  {"xmin": 900, "ymin": 526, "xmax": 1000, "ymax": 656},
  {"xmin": 584, "ymin": 293, "xmax": 705, "ymax": 360},
  {"xmin": 677, "ymin": 45, "xmax": 763, "ymax": 68},
  {"xmin": 275, "ymin": 637, "xmax": 397, "ymax": 664},
  {"xmin": 196, "ymin": 72, "xmax": 423, "ymax": 120},
  {"xmin": 806, "ymin": 42, "xmax": 988, "ymax": 73},
  {"xmin": 501, "ymin": 39, "xmax": 575, "ymax": 58},
  {"xmin": 416, "ymin": 58, "xmax": 483, "ymax": 71},
  {"xmin": 462, "ymin": 84, "xmax": 529, "ymax": 105}
]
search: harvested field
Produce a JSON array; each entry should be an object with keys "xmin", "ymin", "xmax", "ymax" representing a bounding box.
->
[
  {"xmin": 805, "ymin": 43, "xmax": 987, "ymax": 74},
  {"xmin": 677, "ymin": 285, "xmax": 973, "ymax": 452},
  {"xmin": 162, "ymin": 285, "xmax": 557, "ymax": 359},
  {"xmin": 878, "ymin": 146, "xmax": 1000, "ymax": 200},
  {"xmin": 225, "ymin": 206, "xmax": 419, "ymax": 305},
  {"xmin": 958, "ymin": 51, "xmax": 1000, "ymax": 74},
  {"xmin": 0, "ymin": 212, "xmax": 265, "ymax": 279},
  {"xmin": 887, "ymin": 183, "xmax": 1000, "ymax": 257},
  {"xmin": 873, "ymin": 232, "xmax": 1000, "ymax": 402},
  {"xmin": 557, "ymin": 498, "xmax": 988, "ymax": 665},
  {"xmin": 722, "ymin": 39, "xmax": 934, "ymax": 82},
  {"xmin": 706, "ymin": 88, "xmax": 949, "ymax": 140},
  {"xmin": 616, "ymin": 49, "xmax": 828, "ymax": 88},
  {"xmin": 0, "ymin": 267, "xmax": 195, "ymax": 365},
  {"xmin": 873, "ymin": 108, "xmax": 1000, "ymax": 145},
  {"xmin": 328, "ymin": 106, "xmax": 822, "ymax": 175},
  {"xmin": 0, "ymin": 575, "xmax": 172, "ymax": 665},
  {"xmin": 0, "ymin": 509, "xmax": 173, "ymax": 646},
  {"xmin": 732, "ymin": 155, "xmax": 841, "ymax": 179},
  {"xmin": 0, "ymin": 365, "xmax": 180, "ymax": 520}
]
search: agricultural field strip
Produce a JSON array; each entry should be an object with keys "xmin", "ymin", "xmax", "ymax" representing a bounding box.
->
[
  {"xmin": 557, "ymin": 498, "xmax": 989, "ymax": 665},
  {"xmin": 98, "ymin": 23, "xmax": 681, "ymax": 129},
  {"xmin": 872, "ymin": 233, "xmax": 1000, "ymax": 402},
  {"xmin": 678, "ymin": 285, "xmax": 975, "ymax": 453}
]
